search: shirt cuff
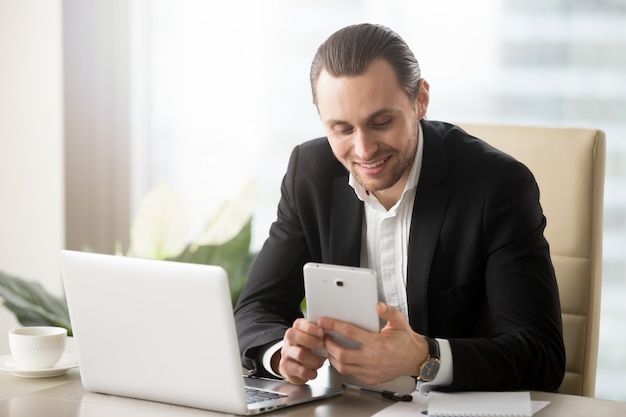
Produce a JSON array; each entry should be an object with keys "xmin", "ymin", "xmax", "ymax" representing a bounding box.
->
[
  {"xmin": 418, "ymin": 338, "xmax": 453, "ymax": 394},
  {"xmin": 261, "ymin": 340, "xmax": 284, "ymax": 379}
]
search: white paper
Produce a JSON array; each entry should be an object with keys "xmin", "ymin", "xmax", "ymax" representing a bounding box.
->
[
  {"xmin": 428, "ymin": 391, "xmax": 531, "ymax": 416},
  {"xmin": 372, "ymin": 391, "xmax": 550, "ymax": 417}
]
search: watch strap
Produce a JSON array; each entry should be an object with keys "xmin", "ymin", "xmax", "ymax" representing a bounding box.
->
[{"xmin": 425, "ymin": 336, "xmax": 440, "ymax": 359}]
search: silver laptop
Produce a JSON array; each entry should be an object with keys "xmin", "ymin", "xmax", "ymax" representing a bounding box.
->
[{"xmin": 59, "ymin": 250, "xmax": 341, "ymax": 415}]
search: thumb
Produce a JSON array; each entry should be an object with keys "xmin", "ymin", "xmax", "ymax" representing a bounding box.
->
[{"xmin": 377, "ymin": 302, "xmax": 407, "ymax": 330}]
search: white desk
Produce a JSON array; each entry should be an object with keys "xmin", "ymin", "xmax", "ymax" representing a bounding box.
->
[
  {"xmin": 2, "ymin": 338, "xmax": 626, "ymax": 417},
  {"xmin": 2, "ymin": 367, "xmax": 626, "ymax": 417}
]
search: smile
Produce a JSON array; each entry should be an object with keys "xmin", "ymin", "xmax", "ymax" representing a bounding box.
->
[{"xmin": 359, "ymin": 157, "xmax": 388, "ymax": 169}]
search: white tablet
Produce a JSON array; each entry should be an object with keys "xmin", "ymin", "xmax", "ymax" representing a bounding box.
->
[{"xmin": 303, "ymin": 262, "xmax": 379, "ymax": 354}]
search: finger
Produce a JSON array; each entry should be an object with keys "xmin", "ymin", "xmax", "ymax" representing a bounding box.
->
[
  {"xmin": 317, "ymin": 317, "xmax": 370, "ymax": 346},
  {"xmin": 285, "ymin": 321, "xmax": 325, "ymax": 352},
  {"xmin": 324, "ymin": 332, "xmax": 355, "ymax": 357},
  {"xmin": 377, "ymin": 302, "xmax": 410, "ymax": 331},
  {"xmin": 278, "ymin": 355, "xmax": 315, "ymax": 384},
  {"xmin": 293, "ymin": 317, "xmax": 325, "ymax": 336},
  {"xmin": 324, "ymin": 334, "xmax": 362, "ymax": 369},
  {"xmin": 282, "ymin": 333, "xmax": 327, "ymax": 368},
  {"xmin": 279, "ymin": 341, "xmax": 326, "ymax": 384}
]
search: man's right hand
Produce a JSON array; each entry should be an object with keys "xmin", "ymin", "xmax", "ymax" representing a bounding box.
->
[{"xmin": 275, "ymin": 318, "xmax": 327, "ymax": 384}]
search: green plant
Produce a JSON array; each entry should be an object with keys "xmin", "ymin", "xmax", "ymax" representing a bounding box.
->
[
  {"xmin": 0, "ymin": 271, "xmax": 73, "ymax": 335},
  {"xmin": 168, "ymin": 217, "xmax": 256, "ymax": 305},
  {"xmin": 0, "ymin": 182, "xmax": 258, "ymax": 333}
]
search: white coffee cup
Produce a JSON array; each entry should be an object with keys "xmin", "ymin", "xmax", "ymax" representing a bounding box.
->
[{"xmin": 9, "ymin": 326, "xmax": 67, "ymax": 369}]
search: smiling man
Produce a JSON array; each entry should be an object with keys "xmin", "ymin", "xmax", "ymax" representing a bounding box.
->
[
  {"xmin": 234, "ymin": 23, "xmax": 565, "ymax": 393},
  {"xmin": 317, "ymin": 58, "xmax": 424, "ymax": 210}
]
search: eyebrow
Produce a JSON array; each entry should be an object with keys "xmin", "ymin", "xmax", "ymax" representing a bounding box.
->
[{"xmin": 325, "ymin": 107, "xmax": 397, "ymax": 127}]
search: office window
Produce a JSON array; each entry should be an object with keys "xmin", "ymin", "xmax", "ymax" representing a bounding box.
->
[{"xmin": 131, "ymin": 0, "xmax": 626, "ymax": 400}]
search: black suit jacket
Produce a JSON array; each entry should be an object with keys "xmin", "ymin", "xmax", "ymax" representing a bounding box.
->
[{"xmin": 234, "ymin": 120, "xmax": 565, "ymax": 391}]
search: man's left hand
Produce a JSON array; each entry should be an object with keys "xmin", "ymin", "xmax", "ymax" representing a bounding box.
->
[{"xmin": 317, "ymin": 302, "xmax": 428, "ymax": 385}]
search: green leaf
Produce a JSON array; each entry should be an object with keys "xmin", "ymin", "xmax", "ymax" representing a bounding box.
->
[
  {"xmin": 169, "ymin": 217, "xmax": 256, "ymax": 305},
  {"xmin": 0, "ymin": 271, "xmax": 72, "ymax": 335}
]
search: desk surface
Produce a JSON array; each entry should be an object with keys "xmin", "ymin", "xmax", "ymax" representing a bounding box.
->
[{"xmin": 2, "ymin": 368, "xmax": 626, "ymax": 417}]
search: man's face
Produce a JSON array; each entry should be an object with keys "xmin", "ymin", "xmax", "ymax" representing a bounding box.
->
[{"xmin": 316, "ymin": 59, "xmax": 429, "ymax": 207}]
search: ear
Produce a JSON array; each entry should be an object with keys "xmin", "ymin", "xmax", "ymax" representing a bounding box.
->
[{"xmin": 415, "ymin": 79, "xmax": 430, "ymax": 119}]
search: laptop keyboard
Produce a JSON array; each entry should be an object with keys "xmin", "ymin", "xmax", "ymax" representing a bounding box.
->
[{"xmin": 245, "ymin": 387, "xmax": 288, "ymax": 404}]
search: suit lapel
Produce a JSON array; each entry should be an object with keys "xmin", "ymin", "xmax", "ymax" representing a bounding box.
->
[
  {"xmin": 406, "ymin": 121, "xmax": 450, "ymax": 334},
  {"xmin": 329, "ymin": 175, "xmax": 362, "ymax": 267}
]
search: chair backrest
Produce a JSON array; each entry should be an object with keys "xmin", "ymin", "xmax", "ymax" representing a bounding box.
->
[{"xmin": 458, "ymin": 123, "xmax": 606, "ymax": 397}]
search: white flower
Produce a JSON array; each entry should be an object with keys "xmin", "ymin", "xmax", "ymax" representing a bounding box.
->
[
  {"xmin": 128, "ymin": 184, "xmax": 189, "ymax": 259},
  {"xmin": 194, "ymin": 180, "xmax": 257, "ymax": 246}
]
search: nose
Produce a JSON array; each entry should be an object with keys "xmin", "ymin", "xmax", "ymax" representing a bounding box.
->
[{"xmin": 353, "ymin": 129, "xmax": 378, "ymax": 160}]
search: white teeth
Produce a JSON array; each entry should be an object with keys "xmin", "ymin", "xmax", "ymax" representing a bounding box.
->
[{"xmin": 361, "ymin": 159, "xmax": 385, "ymax": 169}]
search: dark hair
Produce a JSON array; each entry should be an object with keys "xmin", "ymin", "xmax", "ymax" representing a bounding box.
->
[{"xmin": 310, "ymin": 23, "xmax": 421, "ymax": 105}]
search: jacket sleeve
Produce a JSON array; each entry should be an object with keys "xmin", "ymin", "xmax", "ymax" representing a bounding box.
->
[{"xmin": 233, "ymin": 144, "xmax": 312, "ymax": 378}]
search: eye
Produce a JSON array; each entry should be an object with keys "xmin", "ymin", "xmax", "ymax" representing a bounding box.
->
[
  {"xmin": 371, "ymin": 117, "xmax": 392, "ymax": 129},
  {"xmin": 332, "ymin": 123, "xmax": 353, "ymax": 135}
]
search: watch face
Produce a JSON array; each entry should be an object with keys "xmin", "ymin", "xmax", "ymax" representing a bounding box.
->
[{"xmin": 421, "ymin": 359, "xmax": 440, "ymax": 381}]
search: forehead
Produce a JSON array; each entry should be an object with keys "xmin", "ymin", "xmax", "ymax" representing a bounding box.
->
[{"xmin": 315, "ymin": 59, "xmax": 410, "ymax": 123}]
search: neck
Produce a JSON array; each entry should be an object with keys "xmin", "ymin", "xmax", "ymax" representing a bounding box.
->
[{"xmin": 372, "ymin": 176, "xmax": 408, "ymax": 211}]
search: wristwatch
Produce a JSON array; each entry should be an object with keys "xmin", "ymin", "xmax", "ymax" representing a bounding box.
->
[{"xmin": 417, "ymin": 336, "xmax": 441, "ymax": 382}]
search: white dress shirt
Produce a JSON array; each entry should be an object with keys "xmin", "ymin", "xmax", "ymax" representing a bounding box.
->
[{"xmin": 348, "ymin": 123, "xmax": 451, "ymax": 392}]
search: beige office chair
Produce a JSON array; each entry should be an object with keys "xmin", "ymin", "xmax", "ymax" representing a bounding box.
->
[{"xmin": 458, "ymin": 123, "xmax": 606, "ymax": 397}]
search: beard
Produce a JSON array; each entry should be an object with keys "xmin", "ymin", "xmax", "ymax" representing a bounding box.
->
[{"xmin": 350, "ymin": 126, "xmax": 418, "ymax": 193}]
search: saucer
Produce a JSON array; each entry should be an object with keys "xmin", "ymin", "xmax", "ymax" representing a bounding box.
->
[{"xmin": 0, "ymin": 354, "xmax": 79, "ymax": 378}]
